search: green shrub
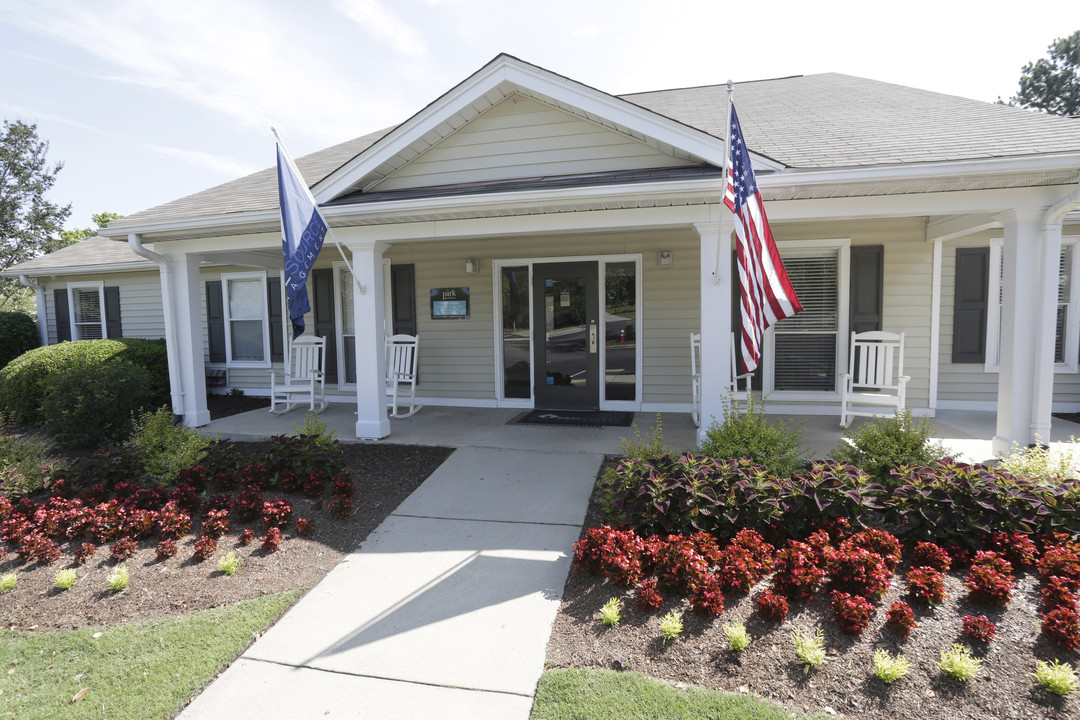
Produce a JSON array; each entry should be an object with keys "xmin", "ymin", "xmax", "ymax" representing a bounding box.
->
[
  {"xmin": 792, "ymin": 627, "xmax": 827, "ymax": 673},
  {"xmin": 54, "ymin": 569, "xmax": 77, "ymax": 591},
  {"xmin": 292, "ymin": 411, "xmax": 339, "ymax": 454},
  {"xmin": 600, "ymin": 597, "xmax": 622, "ymax": 627},
  {"xmin": 722, "ymin": 622, "xmax": 751, "ymax": 652},
  {"xmin": 0, "ymin": 312, "xmax": 40, "ymax": 369},
  {"xmin": 117, "ymin": 338, "xmax": 170, "ymax": 409},
  {"xmin": 217, "ymin": 551, "xmax": 244, "ymax": 576},
  {"xmin": 698, "ymin": 395, "xmax": 807, "ymax": 477},
  {"xmin": 830, "ymin": 410, "xmax": 950, "ymax": 481},
  {"xmin": 999, "ymin": 436, "xmax": 1080, "ymax": 481},
  {"xmin": 658, "ymin": 611, "xmax": 683, "ymax": 644},
  {"xmin": 872, "ymin": 649, "xmax": 910, "ymax": 684},
  {"xmin": 619, "ymin": 414, "xmax": 670, "ymax": 460},
  {"xmin": 938, "ymin": 644, "xmax": 981, "ymax": 682},
  {"xmin": 40, "ymin": 357, "xmax": 154, "ymax": 448},
  {"xmin": 107, "ymin": 565, "xmax": 129, "ymax": 592},
  {"xmin": 128, "ymin": 406, "xmax": 209, "ymax": 485},
  {"xmin": 0, "ymin": 573, "xmax": 16, "ymax": 593},
  {"xmin": 0, "ymin": 340, "xmax": 129, "ymax": 426},
  {"xmin": 0, "ymin": 427, "xmax": 60, "ymax": 496},
  {"xmin": 1032, "ymin": 659, "xmax": 1079, "ymax": 695}
]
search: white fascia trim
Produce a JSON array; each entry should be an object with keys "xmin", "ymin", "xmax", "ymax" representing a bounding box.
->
[
  {"xmin": 312, "ymin": 56, "xmax": 751, "ymax": 202},
  {"xmin": 0, "ymin": 262, "xmax": 158, "ymax": 277}
]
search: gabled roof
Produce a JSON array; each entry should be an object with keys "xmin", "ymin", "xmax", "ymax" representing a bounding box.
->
[
  {"xmin": 1, "ymin": 237, "xmax": 156, "ymax": 276},
  {"xmin": 101, "ymin": 54, "xmax": 1080, "ymax": 240}
]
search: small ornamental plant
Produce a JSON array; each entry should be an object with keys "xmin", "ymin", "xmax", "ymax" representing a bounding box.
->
[
  {"xmin": 54, "ymin": 569, "xmax": 77, "ymax": 591},
  {"xmin": 217, "ymin": 551, "xmax": 244, "ymax": 576},
  {"xmin": 965, "ymin": 565, "xmax": 1014, "ymax": 607},
  {"xmin": 938, "ymin": 644, "xmax": 982, "ymax": 682},
  {"xmin": 1037, "ymin": 543, "xmax": 1080, "ymax": 585},
  {"xmin": 156, "ymin": 501, "xmax": 191, "ymax": 540},
  {"xmin": 234, "ymin": 485, "xmax": 264, "ymax": 522},
  {"xmin": 1041, "ymin": 606, "xmax": 1080, "ymax": 650},
  {"xmin": 885, "ymin": 601, "xmax": 917, "ymax": 638},
  {"xmin": 829, "ymin": 547, "xmax": 891, "ymax": 599},
  {"xmin": 303, "ymin": 471, "xmax": 328, "ymax": 498},
  {"xmin": 0, "ymin": 572, "xmax": 16, "ymax": 593},
  {"xmin": 636, "ymin": 579, "xmax": 663, "ymax": 612},
  {"xmin": 961, "ymin": 614, "xmax": 997, "ymax": 644},
  {"xmin": 843, "ymin": 529, "xmax": 902, "ymax": 574},
  {"xmin": 985, "ymin": 532, "xmax": 1039, "ymax": 569},
  {"xmin": 238, "ymin": 529, "xmax": 255, "ymax": 546},
  {"xmin": 600, "ymin": 597, "xmax": 622, "ymax": 627},
  {"xmin": 689, "ymin": 573, "xmax": 724, "ymax": 616},
  {"xmin": 261, "ymin": 499, "xmax": 292, "ymax": 530},
  {"xmin": 107, "ymin": 565, "xmax": 129, "ymax": 592},
  {"xmin": 912, "ymin": 542, "xmax": 952, "ymax": 573},
  {"xmin": 295, "ymin": 517, "xmax": 315, "ymax": 537},
  {"xmin": 1032, "ymin": 659, "xmax": 1079, "ymax": 696},
  {"xmin": 329, "ymin": 495, "xmax": 354, "ymax": 519},
  {"xmin": 200, "ymin": 509, "xmax": 230, "ymax": 540},
  {"xmin": 872, "ymin": 649, "xmax": 910, "ymax": 685},
  {"xmin": 572, "ymin": 526, "xmax": 646, "ymax": 587},
  {"xmin": 192, "ymin": 535, "xmax": 217, "ymax": 562},
  {"xmin": 722, "ymin": 622, "xmax": 752, "ymax": 652},
  {"xmin": 772, "ymin": 541, "xmax": 826, "ymax": 600},
  {"xmin": 792, "ymin": 627, "xmax": 827, "ymax": 674},
  {"xmin": 109, "ymin": 537, "xmax": 138, "ymax": 562},
  {"xmin": 831, "ymin": 591, "xmax": 874, "ymax": 636},
  {"xmin": 658, "ymin": 611, "xmax": 683, "ymax": 645},
  {"xmin": 262, "ymin": 527, "xmax": 283, "ymax": 553},
  {"xmin": 73, "ymin": 542, "xmax": 96, "ymax": 565},
  {"xmin": 907, "ymin": 566, "xmax": 948, "ymax": 606},
  {"xmin": 755, "ymin": 589, "xmax": 790, "ymax": 623},
  {"xmin": 1042, "ymin": 576, "xmax": 1079, "ymax": 611},
  {"xmin": 155, "ymin": 539, "xmax": 178, "ymax": 562}
]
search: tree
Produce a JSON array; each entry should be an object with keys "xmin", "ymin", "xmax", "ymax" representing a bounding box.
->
[
  {"xmin": 1012, "ymin": 30, "xmax": 1080, "ymax": 116},
  {"xmin": 58, "ymin": 211, "xmax": 123, "ymax": 247},
  {"xmin": 0, "ymin": 120, "xmax": 72, "ymax": 311}
]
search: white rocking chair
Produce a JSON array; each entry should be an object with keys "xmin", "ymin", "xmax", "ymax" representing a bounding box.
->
[
  {"xmin": 690, "ymin": 332, "xmax": 753, "ymax": 427},
  {"xmin": 839, "ymin": 330, "xmax": 909, "ymax": 427},
  {"xmin": 269, "ymin": 335, "xmax": 327, "ymax": 415},
  {"xmin": 386, "ymin": 333, "xmax": 422, "ymax": 418}
]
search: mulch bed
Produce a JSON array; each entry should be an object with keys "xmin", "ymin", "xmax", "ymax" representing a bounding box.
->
[
  {"xmin": 0, "ymin": 442, "xmax": 452, "ymax": 632},
  {"xmin": 207, "ymin": 394, "xmax": 270, "ymax": 420},
  {"xmin": 544, "ymin": 465, "xmax": 1080, "ymax": 720}
]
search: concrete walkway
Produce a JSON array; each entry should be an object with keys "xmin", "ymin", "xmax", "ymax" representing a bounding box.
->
[{"xmin": 178, "ymin": 446, "xmax": 602, "ymax": 719}]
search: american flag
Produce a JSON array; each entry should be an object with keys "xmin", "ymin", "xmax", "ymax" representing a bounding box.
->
[{"xmin": 725, "ymin": 104, "xmax": 802, "ymax": 373}]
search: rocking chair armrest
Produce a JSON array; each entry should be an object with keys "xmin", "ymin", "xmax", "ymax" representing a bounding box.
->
[{"xmin": 898, "ymin": 375, "xmax": 911, "ymax": 385}]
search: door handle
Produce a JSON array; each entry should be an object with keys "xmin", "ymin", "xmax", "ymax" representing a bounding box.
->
[{"xmin": 589, "ymin": 323, "xmax": 598, "ymax": 353}]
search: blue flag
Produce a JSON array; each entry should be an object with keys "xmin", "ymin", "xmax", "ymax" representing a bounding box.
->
[{"xmin": 276, "ymin": 141, "xmax": 327, "ymax": 340}]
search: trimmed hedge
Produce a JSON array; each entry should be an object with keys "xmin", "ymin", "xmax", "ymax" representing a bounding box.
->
[
  {"xmin": 0, "ymin": 339, "xmax": 169, "ymax": 444},
  {"xmin": 0, "ymin": 312, "xmax": 40, "ymax": 370}
]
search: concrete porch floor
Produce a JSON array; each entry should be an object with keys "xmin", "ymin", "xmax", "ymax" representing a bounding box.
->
[{"xmin": 199, "ymin": 403, "xmax": 1080, "ymax": 465}]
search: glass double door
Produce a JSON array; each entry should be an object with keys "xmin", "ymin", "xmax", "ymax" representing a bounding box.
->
[{"xmin": 532, "ymin": 261, "xmax": 600, "ymax": 410}]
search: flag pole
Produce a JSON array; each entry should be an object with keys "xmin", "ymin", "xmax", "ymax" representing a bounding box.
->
[
  {"xmin": 272, "ymin": 127, "xmax": 367, "ymax": 296},
  {"xmin": 712, "ymin": 80, "xmax": 735, "ymax": 285}
]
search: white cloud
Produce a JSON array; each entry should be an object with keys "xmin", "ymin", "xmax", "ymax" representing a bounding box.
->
[{"xmin": 334, "ymin": 0, "xmax": 429, "ymax": 59}]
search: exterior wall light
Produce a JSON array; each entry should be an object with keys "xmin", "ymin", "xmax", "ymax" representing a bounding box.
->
[
  {"xmin": 465, "ymin": 259, "xmax": 479, "ymax": 274},
  {"xmin": 658, "ymin": 250, "xmax": 672, "ymax": 267}
]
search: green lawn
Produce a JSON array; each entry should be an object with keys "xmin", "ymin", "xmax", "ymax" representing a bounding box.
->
[
  {"xmin": 1, "ymin": 589, "xmax": 303, "ymax": 720},
  {"xmin": 531, "ymin": 668, "xmax": 827, "ymax": 720}
]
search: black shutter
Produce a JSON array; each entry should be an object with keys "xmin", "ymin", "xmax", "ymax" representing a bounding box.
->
[
  {"xmin": 104, "ymin": 286, "xmax": 122, "ymax": 338},
  {"xmin": 391, "ymin": 264, "xmax": 416, "ymax": 336},
  {"xmin": 267, "ymin": 277, "xmax": 284, "ymax": 362},
  {"xmin": 206, "ymin": 281, "xmax": 226, "ymax": 363},
  {"xmin": 849, "ymin": 246, "xmax": 884, "ymax": 334},
  {"xmin": 54, "ymin": 289, "xmax": 71, "ymax": 342},
  {"xmin": 311, "ymin": 269, "xmax": 337, "ymax": 384},
  {"xmin": 952, "ymin": 247, "xmax": 990, "ymax": 363}
]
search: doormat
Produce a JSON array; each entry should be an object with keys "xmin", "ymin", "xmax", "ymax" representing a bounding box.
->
[{"xmin": 509, "ymin": 410, "xmax": 635, "ymax": 428}]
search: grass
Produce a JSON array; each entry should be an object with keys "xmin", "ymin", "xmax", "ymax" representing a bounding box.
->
[
  {"xmin": 1, "ymin": 589, "xmax": 303, "ymax": 720},
  {"xmin": 531, "ymin": 668, "xmax": 829, "ymax": 720}
]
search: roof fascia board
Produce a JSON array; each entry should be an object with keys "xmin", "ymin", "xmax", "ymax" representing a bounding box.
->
[
  {"xmin": 0, "ymin": 262, "xmax": 157, "ymax": 277},
  {"xmin": 311, "ymin": 56, "xmax": 751, "ymax": 202}
]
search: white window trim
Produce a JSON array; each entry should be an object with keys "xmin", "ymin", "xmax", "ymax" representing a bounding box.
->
[
  {"xmin": 491, "ymin": 254, "xmax": 643, "ymax": 411},
  {"xmin": 985, "ymin": 237, "xmax": 1079, "ymax": 374},
  {"xmin": 221, "ymin": 271, "xmax": 271, "ymax": 368},
  {"xmin": 761, "ymin": 238, "xmax": 851, "ymax": 398},
  {"xmin": 66, "ymin": 281, "xmax": 106, "ymax": 341}
]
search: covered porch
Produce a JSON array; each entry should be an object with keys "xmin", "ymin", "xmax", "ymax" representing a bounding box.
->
[{"xmin": 197, "ymin": 405, "xmax": 1080, "ymax": 466}]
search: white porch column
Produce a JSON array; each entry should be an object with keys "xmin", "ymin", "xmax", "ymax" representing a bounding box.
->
[
  {"xmin": 349, "ymin": 241, "xmax": 390, "ymax": 439},
  {"xmin": 695, "ymin": 222, "xmax": 733, "ymax": 444},
  {"xmin": 166, "ymin": 252, "xmax": 210, "ymax": 427},
  {"xmin": 993, "ymin": 209, "xmax": 1048, "ymax": 455}
]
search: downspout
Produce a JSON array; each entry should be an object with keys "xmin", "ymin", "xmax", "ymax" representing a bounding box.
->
[
  {"xmin": 127, "ymin": 234, "xmax": 185, "ymax": 417},
  {"xmin": 1031, "ymin": 176, "xmax": 1080, "ymax": 441},
  {"xmin": 18, "ymin": 275, "xmax": 48, "ymax": 347}
]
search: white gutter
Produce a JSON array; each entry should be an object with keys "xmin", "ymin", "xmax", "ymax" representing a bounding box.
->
[
  {"xmin": 1032, "ymin": 176, "xmax": 1080, "ymax": 440},
  {"xmin": 126, "ymin": 234, "xmax": 184, "ymax": 416},
  {"xmin": 17, "ymin": 275, "xmax": 48, "ymax": 347}
]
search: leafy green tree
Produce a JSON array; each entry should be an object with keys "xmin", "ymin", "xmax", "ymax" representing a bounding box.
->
[
  {"xmin": 59, "ymin": 211, "xmax": 123, "ymax": 245},
  {"xmin": 0, "ymin": 120, "xmax": 72, "ymax": 310},
  {"xmin": 1012, "ymin": 30, "xmax": 1080, "ymax": 116}
]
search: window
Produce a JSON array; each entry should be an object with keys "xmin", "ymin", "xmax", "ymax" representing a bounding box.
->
[
  {"xmin": 986, "ymin": 239, "xmax": 1079, "ymax": 373},
  {"xmin": 758, "ymin": 242, "xmax": 849, "ymax": 393},
  {"xmin": 67, "ymin": 283, "xmax": 105, "ymax": 340},
  {"xmin": 222, "ymin": 272, "xmax": 270, "ymax": 365}
]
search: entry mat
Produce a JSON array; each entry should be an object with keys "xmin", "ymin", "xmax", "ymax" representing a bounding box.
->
[{"xmin": 509, "ymin": 409, "xmax": 635, "ymax": 428}]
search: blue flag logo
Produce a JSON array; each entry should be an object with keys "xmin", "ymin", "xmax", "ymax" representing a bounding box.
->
[{"xmin": 276, "ymin": 142, "xmax": 327, "ymax": 340}]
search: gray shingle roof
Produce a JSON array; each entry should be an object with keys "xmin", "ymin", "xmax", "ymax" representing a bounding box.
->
[
  {"xmin": 1, "ymin": 237, "xmax": 156, "ymax": 275},
  {"xmin": 104, "ymin": 71, "xmax": 1080, "ymax": 235}
]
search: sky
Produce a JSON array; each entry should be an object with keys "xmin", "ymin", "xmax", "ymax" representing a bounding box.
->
[{"xmin": 1, "ymin": 0, "xmax": 1078, "ymax": 232}]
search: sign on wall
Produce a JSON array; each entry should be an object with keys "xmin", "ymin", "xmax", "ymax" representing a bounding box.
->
[{"xmin": 431, "ymin": 287, "xmax": 470, "ymax": 319}]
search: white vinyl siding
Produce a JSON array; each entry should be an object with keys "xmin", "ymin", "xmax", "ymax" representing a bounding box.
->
[
  {"xmin": 374, "ymin": 95, "xmax": 696, "ymax": 193},
  {"xmin": 43, "ymin": 273, "xmax": 165, "ymax": 345}
]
